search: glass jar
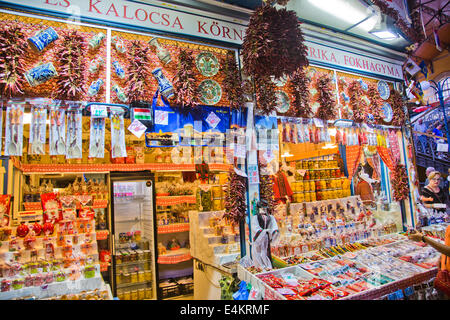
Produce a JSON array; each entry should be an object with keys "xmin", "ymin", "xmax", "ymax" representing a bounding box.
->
[
  {"xmin": 297, "ymin": 181, "xmax": 304, "ymax": 192},
  {"xmin": 131, "ymin": 272, "xmax": 138, "ymax": 283},
  {"xmin": 123, "ymin": 273, "xmax": 131, "ymax": 284},
  {"xmin": 309, "ymin": 181, "xmax": 315, "ymax": 191},
  {"xmin": 310, "ymin": 192, "xmax": 316, "ymax": 202},
  {"xmin": 138, "ymin": 271, "xmax": 145, "ymax": 282},
  {"xmin": 131, "ymin": 290, "xmax": 138, "ymax": 300},
  {"xmin": 117, "ymin": 290, "xmax": 125, "ymax": 300},
  {"xmin": 138, "ymin": 288, "xmax": 145, "ymax": 300},
  {"xmin": 145, "ymin": 288, "xmax": 152, "ymax": 299},
  {"xmin": 304, "ymin": 192, "xmax": 311, "ymax": 203},
  {"xmin": 145, "ymin": 270, "xmax": 152, "ymax": 281},
  {"xmin": 297, "ymin": 193, "xmax": 304, "ymax": 203},
  {"xmin": 123, "ymin": 291, "xmax": 131, "ymax": 300}
]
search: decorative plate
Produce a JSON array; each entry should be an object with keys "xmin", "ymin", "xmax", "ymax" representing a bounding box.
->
[
  {"xmin": 196, "ymin": 52, "xmax": 219, "ymax": 77},
  {"xmin": 270, "ymin": 74, "xmax": 288, "ymax": 87},
  {"xmin": 381, "ymin": 102, "xmax": 393, "ymax": 123},
  {"xmin": 275, "ymin": 90, "xmax": 290, "ymax": 113},
  {"xmin": 198, "ymin": 79, "xmax": 222, "ymax": 105},
  {"xmin": 377, "ymin": 80, "xmax": 390, "ymax": 100}
]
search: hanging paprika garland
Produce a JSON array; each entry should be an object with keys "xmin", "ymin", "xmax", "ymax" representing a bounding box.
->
[
  {"xmin": 221, "ymin": 51, "xmax": 244, "ymax": 110},
  {"xmin": 259, "ymin": 169, "xmax": 276, "ymax": 216},
  {"xmin": 126, "ymin": 40, "xmax": 152, "ymax": 103},
  {"xmin": 254, "ymin": 75, "xmax": 277, "ymax": 115},
  {"xmin": 391, "ymin": 162, "xmax": 410, "ymax": 202},
  {"xmin": 54, "ymin": 30, "xmax": 87, "ymax": 100},
  {"xmin": 242, "ymin": 3, "xmax": 308, "ymax": 81},
  {"xmin": 348, "ymin": 80, "xmax": 367, "ymax": 123},
  {"xmin": 315, "ymin": 73, "xmax": 337, "ymax": 121},
  {"xmin": 367, "ymin": 83, "xmax": 384, "ymax": 124},
  {"xmin": 390, "ymin": 89, "xmax": 406, "ymax": 126},
  {"xmin": 286, "ymin": 67, "xmax": 312, "ymax": 118},
  {"xmin": 0, "ymin": 21, "xmax": 28, "ymax": 98},
  {"xmin": 223, "ymin": 170, "xmax": 248, "ymax": 225},
  {"xmin": 172, "ymin": 49, "xmax": 200, "ymax": 109}
]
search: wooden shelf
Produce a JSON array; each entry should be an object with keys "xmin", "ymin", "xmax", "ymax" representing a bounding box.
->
[{"xmin": 16, "ymin": 162, "xmax": 232, "ymax": 173}]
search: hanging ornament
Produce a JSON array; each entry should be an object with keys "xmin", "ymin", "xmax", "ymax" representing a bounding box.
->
[
  {"xmin": 223, "ymin": 170, "xmax": 248, "ymax": 225},
  {"xmin": 0, "ymin": 21, "xmax": 28, "ymax": 97},
  {"xmin": 390, "ymin": 89, "xmax": 406, "ymax": 126},
  {"xmin": 242, "ymin": 3, "xmax": 308, "ymax": 80},
  {"xmin": 315, "ymin": 74, "xmax": 337, "ymax": 121},
  {"xmin": 348, "ymin": 80, "xmax": 367, "ymax": 123},
  {"xmin": 172, "ymin": 49, "xmax": 200, "ymax": 109},
  {"xmin": 126, "ymin": 40, "xmax": 152, "ymax": 103},
  {"xmin": 221, "ymin": 51, "xmax": 244, "ymax": 110},
  {"xmin": 286, "ymin": 67, "xmax": 312, "ymax": 118},
  {"xmin": 391, "ymin": 162, "xmax": 410, "ymax": 202},
  {"xmin": 254, "ymin": 75, "xmax": 277, "ymax": 115}
]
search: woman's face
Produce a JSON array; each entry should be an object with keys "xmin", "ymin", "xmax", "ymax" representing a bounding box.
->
[{"xmin": 429, "ymin": 174, "xmax": 441, "ymax": 188}]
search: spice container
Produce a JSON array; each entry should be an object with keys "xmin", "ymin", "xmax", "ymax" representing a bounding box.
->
[
  {"xmin": 131, "ymin": 290, "xmax": 138, "ymax": 300},
  {"xmin": 138, "ymin": 288, "xmax": 145, "ymax": 300},
  {"xmin": 131, "ymin": 272, "xmax": 138, "ymax": 283},
  {"xmin": 123, "ymin": 291, "xmax": 131, "ymax": 300},
  {"xmin": 138, "ymin": 271, "xmax": 145, "ymax": 282}
]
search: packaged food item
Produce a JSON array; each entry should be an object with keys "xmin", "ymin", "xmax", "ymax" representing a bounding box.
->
[
  {"xmin": 123, "ymin": 291, "xmax": 131, "ymax": 300},
  {"xmin": 131, "ymin": 290, "xmax": 138, "ymax": 300}
]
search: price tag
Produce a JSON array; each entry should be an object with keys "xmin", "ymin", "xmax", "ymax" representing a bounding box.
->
[
  {"xmin": 127, "ymin": 119, "xmax": 147, "ymax": 138},
  {"xmin": 205, "ymin": 112, "xmax": 221, "ymax": 129},
  {"xmin": 248, "ymin": 164, "xmax": 259, "ymax": 184},
  {"xmin": 437, "ymin": 143, "xmax": 448, "ymax": 152},
  {"xmin": 313, "ymin": 118, "xmax": 324, "ymax": 127},
  {"xmin": 155, "ymin": 110, "xmax": 169, "ymax": 125},
  {"xmin": 91, "ymin": 105, "xmax": 108, "ymax": 118},
  {"xmin": 234, "ymin": 144, "xmax": 246, "ymax": 158},
  {"xmin": 263, "ymin": 150, "xmax": 275, "ymax": 163}
]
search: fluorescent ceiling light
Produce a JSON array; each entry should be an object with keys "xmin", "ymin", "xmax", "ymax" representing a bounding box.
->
[
  {"xmin": 369, "ymin": 14, "xmax": 399, "ymax": 40},
  {"xmin": 308, "ymin": 0, "xmax": 368, "ymax": 25}
]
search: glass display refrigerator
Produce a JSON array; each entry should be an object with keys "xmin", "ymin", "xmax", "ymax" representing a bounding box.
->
[{"xmin": 110, "ymin": 171, "xmax": 158, "ymax": 300}]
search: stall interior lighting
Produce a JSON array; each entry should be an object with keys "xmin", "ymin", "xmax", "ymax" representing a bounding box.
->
[{"xmin": 368, "ymin": 14, "xmax": 399, "ymax": 40}]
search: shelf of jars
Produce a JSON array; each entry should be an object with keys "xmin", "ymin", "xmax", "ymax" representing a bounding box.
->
[
  {"xmin": 157, "ymin": 223, "xmax": 190, "ymax": 234},
  {"xmin": 157, "ymin": 248, "xmax": 192, "ymax": 264},
  {"xmin": 156, "ymin": 196, "xmax": 197, "ymax": 206},
  {"xmin": 15, "ymin": 161, "xmax": 233, "ymax": 174}
]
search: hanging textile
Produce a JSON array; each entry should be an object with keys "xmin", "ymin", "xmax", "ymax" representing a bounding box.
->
[
  {"xmin": 366, "ymin": 154, "xmax": 381, "ymax": 181},
  {"xmin": 272, "ymin": 171, "xmax": 293, "ymax": 203},
  {"xmin": 377, "ymin": 146, "xmax": 395, "ymax": 172},
  {"xmin": 345, "ymin": 145, "xmax": 363, "ymax": 180},
  {"xmin": 388, "ymin": 130, "xmax": 401, "ymax": 164}
]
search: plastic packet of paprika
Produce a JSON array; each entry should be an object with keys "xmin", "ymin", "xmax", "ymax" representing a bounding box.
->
[{"xmin": 41, "ymin": 193, "xmax": 62, "ymax": 224}]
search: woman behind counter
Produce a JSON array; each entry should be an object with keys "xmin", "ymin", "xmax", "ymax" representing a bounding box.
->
[{"xmin": 421, "ymin": 171, "xmax": 447, "ymax": 212}]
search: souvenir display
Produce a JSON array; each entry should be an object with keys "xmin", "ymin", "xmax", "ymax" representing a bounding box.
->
[
  {"xmin": 89, "ymin": 114, "xmax": 106, "ymax": 159},
  {"xmin": 110, "ymin": 108, "xmax": 126, "ymax": 158},
  {"xmin": 28, "ymin": 27, "xmax": 59, "ymax": 52},
  {"xmin": 0, "ymin": 6, "xmax": 429, "ymax": 301},
  {"xmin": 148, "ymin": 37, "xmax": 171, "ymax": 65},
  {"xmin": 88, "ymin": 57, "xmax": 105, "ymax": 74},
  {"xmin": 111, "ymin": 36, "xmax": 126, "ymax": 54},
  {"xmin": 377, "ymin": 80, "xmax": 390, "ymax": 100},
  {"xmin": 24, "ymin": 62, "xmax": 58, "ymax": 87},
  {"xmin": 65, "ymin": 109, "xmax": 83, "ymax": 159},
  {"xmin": 196, "ymin": 51, "xmax": 220, "ymax": 77},
  {"xmin": 198, "ymin": 79, "xmax": 222, "ymax": 105},
  {"xmin": 112, "ymin": 61, "xmax": 125, "ymax": 79},
  {"xmin": 49, "ymin": 107, "xmax": 66, "ymax": 156},
  {"xmin": 29, "ymin": 106, "xmax": 47, "ymax": 155},
  {"xmin": 151, "ymin": 68, "xmax": 174, "ymax": 100},
  {"xmin": 88, "ymin": 79, "xmax": 104, "ymax": 97},
  {"xmin": 274, "ymin": 91, "xmax": 290, "ymax": 114},
  {"xmin": 88, "ymin": 32, "xmax": 105, "ymax": 50},
  {"xmin": 5, "ymin": 104, "xmax": 24, "ymax": 156}
]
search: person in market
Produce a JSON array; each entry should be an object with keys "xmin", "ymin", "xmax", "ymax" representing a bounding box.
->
[
  {"xmin": 420, "ymin": 171, "xmax": 447, "ymax": 213},
  {"xmin": 424, "ymin": 167, "xmax": 445, "ymax": 190},
  {"xmin": 414, "ymin": 118, "xmax": 428, "ymax": 148},
  {"xmin": 408, "ymin": 226, "xmax": 450, "ymax": 298}
]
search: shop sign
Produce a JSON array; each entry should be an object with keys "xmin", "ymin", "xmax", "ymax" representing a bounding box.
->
[
  {"xmin": 306, "ymin": 41, "xmax": 403, "ymax": 80},
  {"xmin": 1, "ymin": 0, "xmax": 246, "ymax": 45}
]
